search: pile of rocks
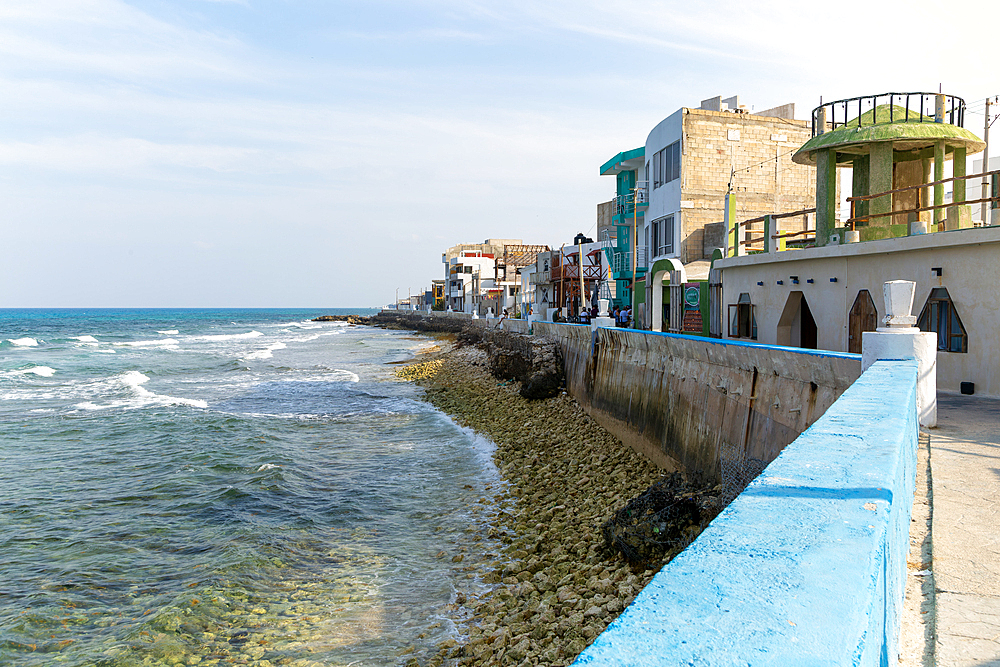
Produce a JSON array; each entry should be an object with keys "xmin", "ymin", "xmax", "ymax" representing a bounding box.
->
[
  {"xmin": 414, "ymin": 346, "xmax": 675, "ymax": 667},
  {"xmin": 476, "ymin": 330, "xmax": 564, "ymax": 400}
]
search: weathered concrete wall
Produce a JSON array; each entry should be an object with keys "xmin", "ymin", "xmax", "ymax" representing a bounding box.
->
[
  {"xmin": 717, "ymin": 225, "xmax": 1000, "ymax": 396},
  {"xmin": 574, "ymin": 360, "xmax": 919, "ymax": 666},
  {"xmin": 533, "ymin": 322, "xmax": 861, "ymax": 481}
]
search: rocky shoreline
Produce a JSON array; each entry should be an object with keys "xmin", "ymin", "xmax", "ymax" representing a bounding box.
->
[{"xmin": 398, "ymin": 343, "xmax": 686, "ymax": 666}]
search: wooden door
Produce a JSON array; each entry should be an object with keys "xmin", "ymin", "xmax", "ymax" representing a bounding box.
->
[{"xmin": 848, "ymin": 290, "xmax": 878, "ymax": 353}]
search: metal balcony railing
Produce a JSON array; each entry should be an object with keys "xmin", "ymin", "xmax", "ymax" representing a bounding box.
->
[
  {"xmin": 613, "ymin": 182, "xmax": 649, "ymax": 217},
  {"xmin": 811, "ymin": 92, "xmax": 966, "ymax": 137}
]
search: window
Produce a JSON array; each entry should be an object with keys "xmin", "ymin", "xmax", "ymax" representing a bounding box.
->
[
  {"xmin": 463, "ymin": 266, "xmax": 472, "ymax": 274},
  {"xmin": 651, "ymin": 140, "xmax": 681, "ymax": 190},
  {"xmin": 645, "ymin": 225, "xmax": 650, "ymax": 267},
  {"xmin": 649, "ymin": 215, "xmax": 675, "ymax": 258},
  {"xmin": 728, "ymin": 293, "xmax": 757, "ymax": 339},
  {"xmin": 917, "ymin": 287, "xmax": 968, "ymax": 353}
]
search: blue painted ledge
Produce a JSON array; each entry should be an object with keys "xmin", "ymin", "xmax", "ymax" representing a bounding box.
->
[{"xmin": 573, "ymin": 360, "xmax": 919, "ymax": 667}]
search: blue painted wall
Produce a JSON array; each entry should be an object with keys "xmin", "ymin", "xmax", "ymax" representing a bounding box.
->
[{"xmin": 573, "ymin": 360, "xmax": 919, "ymax": 666}]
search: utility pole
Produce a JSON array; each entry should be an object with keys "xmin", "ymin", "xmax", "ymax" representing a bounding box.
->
[
  {"xmin": 577, "ymin": 240, "xmax": 585, "ymax": 314},
  {"xmin": 983, "ymin": 97, "xmax": 993, "ymax": 226},
  {"xmin": 630, "ymin": 186, "xmax": 638, "ymax": 323},
  {"xmin": 395, "ymin": 287, "xmax": 399, "ymax": 309}
]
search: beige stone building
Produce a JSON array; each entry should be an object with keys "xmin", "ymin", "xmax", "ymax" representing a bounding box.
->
[{"xmin": 644, "ymin": 95, "xmax": 817, "ymax": 264}]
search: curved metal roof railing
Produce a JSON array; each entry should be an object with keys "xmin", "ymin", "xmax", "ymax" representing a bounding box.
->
[{"xmin": 811, "ymin": 92, "xmax": 966, "ymax": 137}]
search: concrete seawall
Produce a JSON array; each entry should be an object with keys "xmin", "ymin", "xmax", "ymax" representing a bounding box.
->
[
  {"xmin": 385, "ymin": 312, "xmax": 916, "ymax": 662},
  {"xmin": 531, "ymin": 322, "xmax": 861, "ymax": 483},
  {"xmin": 574, "ymin": 360, "xmax": 920, "ymax": 665},
  {"xmin": 387, "ymin": 312, "xmax": 861, "ymax": 484}
]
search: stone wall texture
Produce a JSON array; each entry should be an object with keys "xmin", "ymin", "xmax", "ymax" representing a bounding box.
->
[
  {"xmin": 680, "ymin": 108, "xmax": 816, "ymax": 262},
  {"xmin": 531, "ymin": 322, "xmax": 861, "ymax": 481}
]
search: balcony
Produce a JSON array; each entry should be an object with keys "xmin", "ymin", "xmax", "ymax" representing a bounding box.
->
[
  {"xmin": 551, "ymin": 263, "xmax": 604, "ymax": 281},
  {"xmin": 529, "ymin": 270, "xmax": 551, "ymax": 285},
  {"xmin": 613, "ymin": 184, "xmax": 649, "ymax": 219}
]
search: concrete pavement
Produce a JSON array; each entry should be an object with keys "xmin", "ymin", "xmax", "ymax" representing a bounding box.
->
[{"xmin": 930, "ymin": 393, "xmax": 1000, "ymax": 666}]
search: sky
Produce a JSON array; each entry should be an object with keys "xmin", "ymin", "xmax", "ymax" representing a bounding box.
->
[{"xmin": 2, "ymin": 0, "xmax": 999, "ymax": 307}]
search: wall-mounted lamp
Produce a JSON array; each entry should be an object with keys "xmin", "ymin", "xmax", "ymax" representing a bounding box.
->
[
  {"xmin": 932, "ymin": 267, "xmax": 943, "ymax": 277},
  {"xmin": 776, "ymin": 280, "xmax": 784, "ymax": 285},
  {"xmin": 830, "ymin": 277, "xmax": 838, "ymax": 283},
  {"xmin": 806, "ymin": 279, "xmax": 814, "ymax": 284},
  {"xmin": 757, "ymin": 281, "xmax": 764, "ymax": 286},
  {"xmin": 790, "ymin": 276, "xmax": 799, "ymax": 284}
]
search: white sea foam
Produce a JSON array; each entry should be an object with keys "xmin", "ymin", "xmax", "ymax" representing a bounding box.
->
[
  {"xmin": 73, "ymin": 335, "xmax": 99, "ymax": 344},
  {"xmin": 189, "ymin": 331, "xmax": 263, "ymax": 342},
  {"xmin": 157, "ymin": 330, "xmax": 179, "ymax": 335},
  {"xmin": 257, "ymin": 463, "xmax": 281, "ymax": 471},
  {"xmin": 116, "ymin": 338, "xmax": 179, "ymax": 348},
  {"xmin": 244, "ymin": 342, "xmax": 287, "ymax": 360},
  {"xmin": 8, "ymin": 366, "xmax": 56, "ymax": 378},
  {"xmin": 73, "ymin": 370, "xmax": 207, "ymax": 411},
  {"xmin": 7, "ymin": 338, "xmax": 38, "ymax": 347},
  {"xmin": 332, "ymin": 369, "xmax": 360, "ymax": 383}
]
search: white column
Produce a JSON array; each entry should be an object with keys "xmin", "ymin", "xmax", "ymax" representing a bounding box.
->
[{"xmin": 861, "ymin": 280, "xmax": 937, "ymax": 427}]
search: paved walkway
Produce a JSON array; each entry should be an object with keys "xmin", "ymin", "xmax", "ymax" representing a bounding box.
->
[{"xmin": 931, "ymin": 393, "xmax": 1000, "ymax": 666}]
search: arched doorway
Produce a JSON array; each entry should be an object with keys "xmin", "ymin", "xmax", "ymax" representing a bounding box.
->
[
  {"xmin": 776, "ymin": 291, "xmax": 818, "ymax": 349},
  {"xmin": 848, "ymin": 289, "xmax": 878, "ymax": 353},
  {"xmin": 648, "ymin": 258, "xmax": 686, "ymax": 332}
]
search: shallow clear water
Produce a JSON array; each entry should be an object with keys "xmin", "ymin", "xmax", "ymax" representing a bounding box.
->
[{"xmin": 0, "ymin": 309, "xmax": 499, "ymax": 666}]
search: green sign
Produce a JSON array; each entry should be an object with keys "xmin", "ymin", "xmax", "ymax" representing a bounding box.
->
[{"xmin": 684, "ymin": 286, "xmax": 700, "ymax": 309}]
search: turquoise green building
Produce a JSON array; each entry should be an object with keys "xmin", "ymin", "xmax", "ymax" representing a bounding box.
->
[{"xmin": 599, "ymin": 148, "xmax": 647, "ymax": 309}]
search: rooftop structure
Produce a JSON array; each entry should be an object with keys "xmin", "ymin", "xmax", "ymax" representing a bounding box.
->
[{"xmin": 792, "ymin": 92, "xmax": 985, "ymax": 244}]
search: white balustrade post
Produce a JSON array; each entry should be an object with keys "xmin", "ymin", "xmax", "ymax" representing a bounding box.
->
[{"xmin": 862, "ymin": 280, "xmax": 937, "ymax": 427}]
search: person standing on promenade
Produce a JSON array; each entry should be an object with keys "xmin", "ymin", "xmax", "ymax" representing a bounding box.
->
[{"xmin": 579, "ymin": 307, "xmax": 591, "ymax": 325}]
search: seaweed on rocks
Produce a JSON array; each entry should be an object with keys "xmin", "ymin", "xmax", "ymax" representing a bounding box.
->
[{"xmin": 601, "ymin": 473, "xmax": 722, "ymax": 569}]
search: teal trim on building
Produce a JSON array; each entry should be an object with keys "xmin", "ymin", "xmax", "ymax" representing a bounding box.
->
[{"xmin": 600, "ymin": 147, "xmax": 645, "ymax": 176}]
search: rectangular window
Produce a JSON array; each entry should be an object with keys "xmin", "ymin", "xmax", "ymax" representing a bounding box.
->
[
  {"xmin": 668, "ymin": 141, "xmax": 680, "ymax": 182},
  {"xmin": 651, "ymin": 141, "xmax": 681, "ymax": 189},
  {"xmin": 662, "ymin": 215, "xmax": 674, "ymax": 255},
  {"xmin": 649, "ymin": 215, "xmax": 674, "ymax": 257}
]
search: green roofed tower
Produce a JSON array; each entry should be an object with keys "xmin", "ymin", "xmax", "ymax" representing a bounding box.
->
[{"xmin": 793, "ymin": 93, "xmax": 985, "ymax": 244}]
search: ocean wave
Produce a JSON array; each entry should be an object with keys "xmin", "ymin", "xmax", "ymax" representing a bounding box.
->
[
  {"xmin": 157, "ymin": 330, "xmax": 179, "ymax": 335},
  {"xmin": 7, "ymin": 366, "xmax": 56, "ymax": 378},
  {"xmin": 257, "ymin": 463, "xmax": 281, "ymax": 471},
  {"xmin": 73, "ymin": 335, "xmax": 99, "ymax": 344},
  {"xmin": 73, "ymin": 370, "xmax": 207, "ymax": 411},
  {"xmin": 189, "ymin": 331, "xmax": 263, "ymax": 342},
  {"xmin": 330, "ymin": 369, "xmax": 360, "ymax": 383},
  {"xmin": 116, "ymin": 338, "xmax": 179, "ymax": 348},
  {"xmin": 244, "ymin": 342, "xmax": 287, "ymax": 361},
  {"xmin": 7, "ymin": 338, "xmax": 39, "ymax": 347}
]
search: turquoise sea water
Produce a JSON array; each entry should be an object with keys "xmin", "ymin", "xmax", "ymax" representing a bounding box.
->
[{"xmin": 0, "ymin": 310, "xmax": 500, "ymax": 666}]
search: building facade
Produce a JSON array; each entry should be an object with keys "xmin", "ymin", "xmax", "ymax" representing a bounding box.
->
[{"xmin": 644, "ymin": 96, "xmax": 816, "ymax": 266}]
